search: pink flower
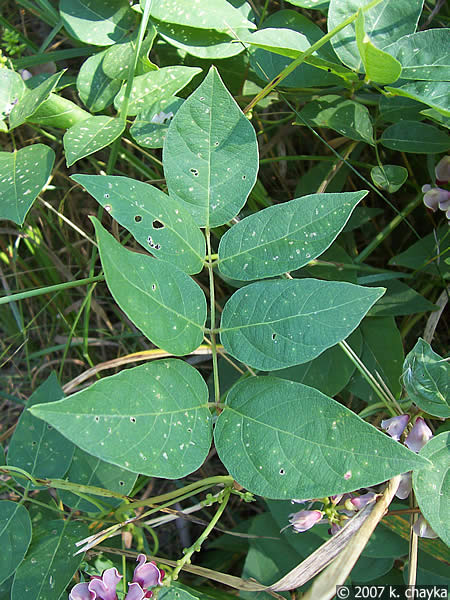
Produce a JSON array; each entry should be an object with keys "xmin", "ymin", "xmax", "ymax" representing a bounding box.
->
[
  {"xmin": 289, "ymin": 509, "xmax": 323, "ymax": 532},
  {"xmin": 131, "ymin": 554, "xmax": 164, "ymax": 597},
  {"xmin": 405, "ymin": 417, "xmax": 433, "ymax": 453},
  {"xmin": 88, "ymin": 568, "xmax": 122, "ymax": 600},
  {"xmin": 395, "ymin": 472, "xmax": 412, "ymax": 500},
  {"xmin": 69, "ymin": 583, "xmax": 95, "ymax": 600},
  {"xmin": 381, "ymin": 415, "xmax": 409, "ymax": 441},
  {"xmin": 349, "ymin": 492, "xmax": 377, "ymax": 510},
  {"xmin": 413, "ymin": 515, "xmax": 438, "ymax": 539},
  {"xmin": 422, "ymin": 185, "xmax": 450, "ymax": 218},
  {"xmin": 435, "ymin": 155, "xmax": 450, "ymax": 185}
]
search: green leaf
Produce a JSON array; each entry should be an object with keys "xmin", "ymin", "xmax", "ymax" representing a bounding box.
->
[
  {"xmin": 63, "ymin": 116, "xmax": 125, "ymax": 167},
  {"xmin": 164, "ymin": 66, "xmax": 259, "ymax": 228},
  {"xmin": 352, "ymin": 556, "xmax": 395, "ymax": 583},
  {"xmin": 0, "ymin": 68, "xmax": 25, "ymax": 122},
  {"xmin": 214, "ymin": 377, "xmax": 428, "ymax": 499},
  {"xmin": 286, "ymin": 0, "xmax": 329, "ymax": 11},
  {"xmin": 413, "ymin": 433, "xmax": 449, "ymax": 546},
  {"xmin": 383, "ymin": 29, "xmax": 450, "ymax": 81},
  {"xmin": 114, "ymin": 66, "xmax": 202, "ymax": 116},
  {"xmin": 355, "ymin": 10, "xmax": 401, "ymax": 84},
  {"xmin": 0, "ymin": 445, "xmax": 4, "ymax": 466},
  {"xmin": 371, "ymin": 165, "xmax": 408, "ymax": 193},
  {"xmin": 102, "ymin": 28, "xmax": 157, "ymax": 80},
  {"xmin": 9, "ymin": 71, "xmax": 64, "ymax": 129},
  {"xmin": 72, "ymin": 174, "xmax": 206, "ymax": 274},
  {"xmin": 403, "ymin": 339, "xmax": 449, "ymax": 418},
  {"xmin": 144, "ymin": 0, "xmax": 255, "ymax": 32},
  {"xmin": 379, "ymin": 95, "xmax": 427, "ymax": 123},
  {"xmin": 0, "ymin": 501, "xmax": 32, "ymax": 586},
  {"xmin": 328, "ymin": 0, "xmax": 423, "ymax": 72},
  {"xmin": 92, "ymin": 218, "xmax": 206, "ymax": 355},
  {"xmin": 421, "ymin": 108, "xmax": 450, "ymax": 130},
  {"xmin": 27, "ymin": 93, "xmax": 90, "ymax": 129},
  {"xmin": 130, "ymin": 97, "xmax": 184, "ymax": 148},
  {"xmin": 0, "ymin": 144, "xmax": 55, "ymax": 225},
  {"xmin": 30, "ymin": 360, "xmax": 212, "ymax": 478},
  {"xmin": 347, "ymin": 317, "xmax": 404, "ymax": 403},
  {"xmin": 218, "ymin": 191, "xmax": 365, "ymax": 281},
  {"xmin": 367, "ymin": 279, "xmax": 437, "ymax": 316},
  {"xmin": 77, "ymin": 51, "xmax": 122, "ymax": 113},
  {"xmin": 388, "ymin": 226, "xmax": 449, "ymax": 277},
  {"xmin": 297, "ymin": 95, "xmax": 374, "ymax": 144},
  {"xmin": 159, "ymin": 587, "xmax": 202, "ymax": 600},
  {"xmin": 60, "ymin": 0, "xmax": 136, "ymax": 46},
  {"xmin": 380, "ymin": 121, "xmax": 450, "ymax": 154},
  {"xmin": 7, "ymin": 373, "xmax": 74, "ymax": 482},
  {"xmin": 11, "ymin": 520, "xmax": 88, "ymax": 600},
  {"xmin": 58, "ymin": 447, "xmax": 137, "ymax": 512},
  {"xmin": 384, "ymin": 82, "xmax": 450, "ymax": 117},
  {"xmin": 272, "ymin": 329, "xmax": 362, "ymax": 397},
  {"xmin": 154, "ymin": 20, "xmax": 243, "ymax": 59},
  {"xmin": 219, "ymin": 279, "xmax": 384, "ymax": 371}
]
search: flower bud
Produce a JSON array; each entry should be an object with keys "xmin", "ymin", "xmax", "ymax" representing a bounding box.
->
[
  {"xmin": 405, "ymin": 417, "xmax": 433, "ymax": 453},
  {"xmin": 381, "ymin": 414, "xmax": 409, "ymax": 441},
  {"xmin": 435, "ymin": 155, "xmax": 450, "ymax": 185},
  {"xmin": 289, "ymin": 509, "xmax": 323, "ymax": 532},
  {"xmin": 413, "ymin": 515, "xmax": 438, "ymax": 539}
]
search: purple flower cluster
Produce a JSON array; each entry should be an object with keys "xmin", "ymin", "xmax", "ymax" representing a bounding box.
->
[
  {"xmin": 69, "ymin": 555, "xmax": 164, "ymax": 600},
  {"xmin": 422, "ymin": 156, "xmax": 450, "ymax": 219}
]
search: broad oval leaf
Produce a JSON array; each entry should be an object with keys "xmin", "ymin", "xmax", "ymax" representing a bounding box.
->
[
  {"xmin": 144, "ymin": 0, "xmax": 255, "ymax": 32},
  {"xmin": 72, "ymin": 174, "xmax": 205, "ymax": 274},
  {"xmin": 164, "ymin": 66, "xmax": 259, "ymax": 228},
  {"xmin": 60, "ymin": 0, "xmax": 136, "ymax": 46},
  {"xmin": 114, "ymin": 66, "xmax": 202, "ymax": 116},
  {"xmin": 7, "ymin": 373, "xmax": 74, "ymax": 482},
  {"xmin": 0, "ymin": 68, "xmax": 25, "ymax": 122},
  {"xmin": 130, "ymin": 97, "xmax": 184, "ymax": 149},
  {"xmin": 328, "ymin": 0, "xmax": 423, "ymax": 72},
  {"xmin": 77, "ymin": 50, "xmax": 122, "ymax": 113},
  {"xmin": 297, "ymin": 95, "xmax": 374, "ymax": 144},
  {"xmin": 9, "ymin": 71, "xmax": 64, "ymax": 129},
  {"xmin": 30, "ymin": 360, "xmax": 212, "ymax": 478},
  {"xmin": 370, "ymin": 165, "xmax": 408, "ymax": 193},
  {"xmin": 92, "ymin": 218, "xmax": 206, "ymax": 355},
  {"xmin": 403, "ymin": 339, "xmax": 449, "ymax": 418},
  {"xmin": 413, "ymin": 433, "xmax": 449, "ymax": 546},
  {"xmin": 0, "ymin": 144, "xmax": 55, "ymax": 225},
  {"xmin": 383, "ymin": 29, "xmax": 450, "ymax": 81},
  {"xmin": 0, "ymin": 501, "xmax": 32, "ymax": 586},
  {"xmin": 58, "ymin": 447, "xmax": 137, "ymax": 512},
  {"xmin": 219, "ymin": 278, "xmax": 385, "ymax": 371},
  {"xmin": 214, "ymin": 377, "xmax": 428, "ymax": 499},
  {"xmin": 380, "ymin": 121, "xmax": 450, "ymax": 154},
  {"xmin": 11, "ymin": 520, "xmax": 88, "ymax": 600},
  {"xmin": 218, "ymin": 191, "xmax": 365, "ymax": 281},
  {"xmin": 63, "ymin": 116, "xmax": 125, "ymax": 166}
]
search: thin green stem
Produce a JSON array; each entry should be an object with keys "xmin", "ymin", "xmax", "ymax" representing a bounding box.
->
[
  {"xmin": 206, "ymin": 227, "xmax": 220, "ymax": 407},
  {"xmin": 0, "ymin": 274, "xmax": 104, "ymax": 305}
]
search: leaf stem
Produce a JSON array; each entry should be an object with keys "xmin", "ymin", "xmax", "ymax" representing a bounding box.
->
[{"xmin": 0, "ymin": 274, "xmax": 104, "ymax": 305}]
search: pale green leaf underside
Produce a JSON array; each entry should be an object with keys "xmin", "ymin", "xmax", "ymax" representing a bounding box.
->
[
  {"xmin": 7, "ymin": 373, "xmax": 74, "ymax": 482},
  {"xmin": 219, "ymin": 278, "xmax": 385, "ymax": 371},
  {"xmin": 11, "ymin": 520, "xmax": 87, "ymax": 600},
  {"xmin": 403, "ymin": 339, "xmax": 449, "ymax": 418},
  {"xmin": 328, "ymin": 0, "xmax": 423, "ymax": 72},
  {"xmin": 0, "ymin": 144, "xmax": 55, "ymax": 225},
  {"xmin": 76, "ymin": 50, "xmax": 121, "ymax": 113},
  {"xmin": 64, "ymin": 116, "xmax": 125, "ymax": 166},
  {"xmin": 0, "ymin": 501, "xmax": 31, "ymax": 586},
  {"xmin": 380, "ymin": 121, "xmax": 450, "ymax": 154},
  {"xmin": 30, "ymin": 360, "xmax": 212, "ymax": 478},
  {"xmin": 218, "ymin": 191, "xmax": 365, "ymax": 281},
  {"xmin": 164, "ymin": 66, "xmax": 259, "ymax": 227},
  {"xmin": 215, "ymin": 377, "xmax": 428, "ymax": 499},
  {"xmin": 384, "ymin": 29, "xmax": 450, "ymax": 81},
  {"xmin": 60, "ymin": 0, "xmax": 136, "ymax": 46},
  {"xmin": 114, "ymin": 66, "xmax": 202, "ymax": 116},
  {"xmin": 413, "ymin": 433, "xmax": 449, "ymax": 546},
  {"xmin": 58, "ymin": 447, "xmax": 138, "ymax": 512},
  {"xmin": 72, "ymin": 174, "xmax": 205, "ymax": 274},
  {"xmin": 384, "ymin": 82, "xmax": 450, "ymax": 118},
  {"xmin": 145, "ymin": 0, "xmax": 256, "ymax": 32},
  {"xmin": 9, "ymin": 71, "xmax": 64, "ymax": 129},
  {"xmin": 298, "ymin": 94, "xmax": 374, "ymax": 144},
  {"xmin": 130, "ymin": 97, "xmax": 184, "ymax": 149},
  {"xmin": 93, "ymin": 218, "xmax": 206, "ymax": 355}
]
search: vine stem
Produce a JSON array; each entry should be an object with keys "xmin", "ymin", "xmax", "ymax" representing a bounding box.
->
[
  {"xmin": 205, "ymin": 227, "xmax": 220, "ymax": 407},
  {"xmin": 169, "ymin": 487, "xmax": 232, "ymax": 582}
]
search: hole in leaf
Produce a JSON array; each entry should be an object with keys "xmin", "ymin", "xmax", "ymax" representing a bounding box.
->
[
  {"xmin": 151, "ymin": 284, "xmax": 156, "ymax": 291},
  {"xmin": 190, "ymin": 168, "xmax": 199, "ymax": 177},
  {"xmin": 214, "ymin": 141, "xmax": 219, "ymax": 147},
  {"xmin": 272, "ymin": 333, "xmax": 276, "ymax": 340},
  {"xmin": 242, "ymin": 175, "xmax": 246, "ymax": 180},
  {"xmin": 94, "ymin": 416, "xmax": 100, "ymax": 422},
  {"xmin": 105, "ymin": 204, "xmax": 112, "ymax": 212},
  {"xmin": 279, "ymin": 468, "xmax": 286, "ymax": 475},
  {"xmin": 104, "ymin": 193, "xmax": 110, "ymax": 199},
  {"xmin": 152, "ymin": 219, "xmax": 164, "ymax": 229},
  {"xmin": 119, "ymin": 481, "xmax": 125, "ymax": 486},
  {"xmin": 134, "ymin": 215, "xmax": 142, "ymax": 223},
  {"xmin": 31, "ymin": 441, "xmax": 37, "ymax": 446},
  {"xmin": 130, "ymin": 417, "xmax": 136, "ymax": 423}
]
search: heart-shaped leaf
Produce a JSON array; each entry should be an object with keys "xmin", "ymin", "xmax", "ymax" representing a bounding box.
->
[
  {"xmin": 30, "ymin": 360, "xmax": 212, "ymax": 478},
  {"xmin": 413, "ymin": 433, "xmax": 449, "ymax": 546},
  {"xmin": 219, "ymin": 191, "xmax": 365, "ymax": 281},
  {"xmin": 164, "ymin": 66, "xmax": 259, "ymax": 227},
  {"xmin": 220, "ymin": 279, "xmax": 384, "ymax": 371},
  {"xmin": 73, "ymin": 174, "xmax": 205, "ymax": 274},
  {"xmin": 64, "ymin": 116, "xmax": 125, "ymax": 166},
  {"xmin": 0, "ymin": 144, "xmax": 55, "ymax": 225},
  {"xmin": 214, "ymin": 377, "xmax": 428, "ymax": 499},
  {"xmin": 0, "ymin": 502, "xmax": 32, "ymax": 586},
  {"xmin": 92, "ymin": 218, "xmax": 206, "ymax": 355}
]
